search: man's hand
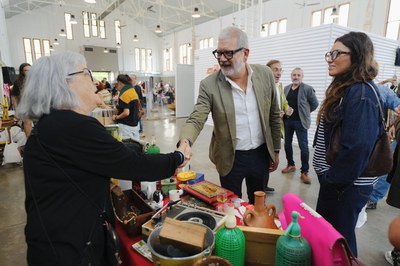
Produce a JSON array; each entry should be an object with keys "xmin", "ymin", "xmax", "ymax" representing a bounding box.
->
[
  {"xmin": 176, "ymin": 139, "xmax": 192, "ymax": 168},
  {"xmin": 285, "ymin": 106, "xmax": 294, "ymax": 117},
  {"xmin": 389, "ymin": 125, "xmax": 396, "ymax": 140},
  {"xmin": 269, "ymin": 152, "xmax": 279, "ymax": 172}
]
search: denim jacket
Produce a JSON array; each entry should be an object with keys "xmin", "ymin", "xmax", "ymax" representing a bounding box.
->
[{"xmin": 321, "ymin": 81, "xmax": 384, "ymax": 186}]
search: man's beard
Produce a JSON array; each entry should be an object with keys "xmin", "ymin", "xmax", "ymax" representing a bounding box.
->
[{"xmin": 220, "ymin": 57, "xmax": 245, "ymax": 78}]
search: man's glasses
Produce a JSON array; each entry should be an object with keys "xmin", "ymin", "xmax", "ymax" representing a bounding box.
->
[
  {"xmin": 67, "ymin": 68, "xmax": 94, "ymax": 82},
  {"xmin": 212, "ymin": 47, "xmax": 244, "ymax": 60},
  {"xmin": 325, "ymin": 50, "xmax": 351, "ymax": 62}
]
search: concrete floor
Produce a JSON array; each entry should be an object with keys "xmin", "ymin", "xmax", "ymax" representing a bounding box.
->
[{"xmin": 0, "ymin": 105, "xmax": 396, "ymax": 265}]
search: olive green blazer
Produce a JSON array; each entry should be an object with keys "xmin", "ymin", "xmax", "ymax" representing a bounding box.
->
[{"xmin": 179, "ymin": 64, "xmax": 281, "ymax": 176}]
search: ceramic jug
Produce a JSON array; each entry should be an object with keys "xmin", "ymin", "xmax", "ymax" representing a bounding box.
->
[{"xmin": 243, "ymin": 191, "xmax": 278, "ymax": 229}]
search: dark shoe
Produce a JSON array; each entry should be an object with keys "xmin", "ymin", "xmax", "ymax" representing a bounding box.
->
[
  {"xmin": 282, "ymin": 165, "xmax": 296, "ymax": 173},
  {"xmin": 366, "ymin": 199, "xmax": 377, "ymax": 210},
  {"xmin": 265, "ymin": 187, "xmax": 275, "ymax": 193},
  {"xmin": 300, "ymin": 172, "xmax": 311, "ymax": 184}
]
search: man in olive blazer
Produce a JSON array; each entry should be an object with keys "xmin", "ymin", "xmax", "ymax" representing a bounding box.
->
[{"xmin": 179, "ymin": 26, "xmax": 281, "ymax": 204}]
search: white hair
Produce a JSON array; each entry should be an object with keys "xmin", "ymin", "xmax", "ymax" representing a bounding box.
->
[{"xmin": 218, "ymin": 26, "xmax": 249, "ymax": 49}]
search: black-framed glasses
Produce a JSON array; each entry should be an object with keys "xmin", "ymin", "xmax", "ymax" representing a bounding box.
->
[
  {"xmin": 212, "ymin": 47, "xmax": 244, "ymax": 60},
  {"xmin": 67, "ymin": 68, "xmax": 94, "ymax": 82},
  {"xmin": 325, "ymin": 50, "xmax": 351, "ymax": 62}
]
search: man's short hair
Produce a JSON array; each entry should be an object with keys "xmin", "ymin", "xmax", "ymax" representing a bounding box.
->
[{"xmin": 266, "ymin": 60, "xmax": 281, "ymax": 68}]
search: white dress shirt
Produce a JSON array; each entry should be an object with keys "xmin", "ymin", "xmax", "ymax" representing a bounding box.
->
[{"xmin": 226, "ymin": 65, "xmax": 264, "ymax": 151}]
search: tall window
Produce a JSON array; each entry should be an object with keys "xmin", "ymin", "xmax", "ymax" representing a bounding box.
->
[
  {"xmin": 323, "ymin": 7, "xmax": 335, "ymax": 24},
  {"xmin": 386, "ymin": 0, "xmax": 400, "ymax": 40},
  {"xmin": 179, "ymin": 43, "xmax": 192, "ymax": 64},
  {"xmin": 134, "ymin": 48, "xmax": 140, "ymax": 70},
  {"xmin": 64, "ymin": 13, "xmax": 73, "ymax": 40},
  {"xmin": 42, "ymin": 40, "xmax": 51, "ymax": 56},
  {"xmin": 115, "ymin": 20, "xmax": 121, "ymax": 44},
  {"xmin": 278, "ymin": 19, "xmax": 287, "ymax": 34},
  {"xmin": 338, "ymin": 4, "xmax": 349, "ymax": 27},
  {"xmin": 83, "ymin": 11, "xmax": 90, "ymax": 37},
  {"xmin": 269, "ymin": 21, "xmax": 278, "ymax": 35},
  {"xmin": 140, "ymin": 48, "xmax": 146, "ymax": 71},
  {"xmin": 146, "ymin": 49, "xmax": 152, "ymax": 72},
  {"xmin": 311, "ymin": 11, "xmax": 322, "ymax": 27},
  {"xmin": 91, "ymin": 13, "xmax": 98, "ymax": 37},
  {"xmin": 163, "ymin": 48, "xmax": 173, "ymax": 71},
  {"xmin": 23, "ymin": 38, "xmax": 33, "ymax": 65},
  {"xmin": 99, "ymin": 20, "xmax": 106, "ymax": 39},
  {"xmin": 33, "ymin": 39, "xmax": 42, "ymax": 60}
]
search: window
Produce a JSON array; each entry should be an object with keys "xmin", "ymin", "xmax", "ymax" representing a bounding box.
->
[
  {"xmin": 99, "ymin": 20, "xmax": 106, "ymax": 39},
  {"xmin": 199, "ymin": 37, "xmax": 214, "ymax": 49},
  {"xmin": 23, "ymin": 38, "xmax": 51, "ymax": 64},
  {"xmin": 33, "ymin": 39, "xmax": 42, "ymax": 60},
  {"xmin": 146, "ymin": 49, "xmax": 152, "ymax": 72},
  {"xmin": 278, "ymin": 19, "xmax": 287, "ymax": 34},
  {"xmin": 140, "ymin": 48, "xmax": 146, "ymax": 71},
  {"xmin": 338, "ymin": 4, "xmax": 349, "ymax": 27},
  {"xmin": 261, "ymin": 18, "xmax": 286, "ymax": 37},
  {"xmin": 323, "ymin": 7, "xmax": 335, "ymax": 24},
  {"xmin": 312, "ymin": 11, "xmax": 322, "ymax": 27},
  {"xmin": 270, "ymin": 21, "xmax": 278, "ymax": 35},
  {"xmin": 163, "ymin": 48, "xmax": 173, "ymax": 71},
  {"xmin": 42, "ymin": 40, "xmax": 51, "ymax": 56},
  {"xmin": 83, "ymin": 11, "xmax": 90, "ymax": 37},
  {"xmin": 23, "ymin": 38, "xmax": 33, "ymax": 65},
  {"xmin": 134, "ymin": 48, "xmax": 140, "ymax": 70},
  {"xmin": 64, "ymin": 13, "xmax": 73, "ymax": 40},
  {"xmin": 386, "ymin": 0, "xmax": 400, "ymax": 40},
  {"xmin": 91, "ymin": 13, "xmax": 98, "ymax": 37},
  {"xmin": 179, "ymin": 43, "xmax": 192, "ymax": 64},
  {"xmin": 115, "ymin": 20, "xmax": 121, "ymax": 44}
]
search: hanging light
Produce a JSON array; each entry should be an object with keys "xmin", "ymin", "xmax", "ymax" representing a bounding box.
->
[
  {"xmin": 133, "ymin": 35, "xmax": 139, "ymax": 42},
  {"xmin": 261, "ymin": 25, "xmax": 266, "ymax": 32},
  {"xmin": 330, "ymin": 7, "xmax": 339, "ymax": 19},
  {"xmin": 53, "ymin": 38, "xmax": 59, "ymax": 45},
  {"xmin": 84, "ymin": 0, "xmax": 96, "ymax": 3},
  {"xmin": 59, "ymin": 29, "xmax": 66, "ymax": 37},
  {"xmin": 116, "ymin": 43, "xmax": 121, "ymax": 48},
  {"xmin": 192, "ymin": 7, "xmax": 200, "ymax": 18},
  {"xmin": 49, "ymin": 45, "xmax": 54, "ymax": 51},
  {"xmin": 104, "ymin": 48, "xmax": 109, "ymax": 53},
  {"xmin": 70, "ymin": 14, "xmax": 78, "ymax": 25},
  {"xmin": 155, "ymin": 25, "xmax": 162, "ymax": 33}
]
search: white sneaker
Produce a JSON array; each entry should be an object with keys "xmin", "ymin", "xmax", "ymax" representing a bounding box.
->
[{"xmin": 385, "ymin": 250, "xmax": 394, "ymax": 266}]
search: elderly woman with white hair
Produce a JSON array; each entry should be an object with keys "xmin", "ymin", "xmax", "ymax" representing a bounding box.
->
[{"xmin": 18, "ymin": 52, "xmax": 191, "ymax": 266}]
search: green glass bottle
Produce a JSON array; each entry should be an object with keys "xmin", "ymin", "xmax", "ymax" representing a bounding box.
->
[
  {"xmin": 146, "ymin": 135, "xmax": 160, "ymax": 154},
  {"xmin": 275, "ymin": 211, "xmax": 311, "ymax": 266},
  {"xmin": 215, "ymin": 203, "xmax": 246, "ymax": 266}
]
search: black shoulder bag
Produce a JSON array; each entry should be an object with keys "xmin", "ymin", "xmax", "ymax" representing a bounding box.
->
[
  {"xmin": 26, "ymin": 124, "xmax": 122, "ymax": 265},
  {"xmin": 326, "ymin": 82, "xmax": 393, "ymax": 177}
]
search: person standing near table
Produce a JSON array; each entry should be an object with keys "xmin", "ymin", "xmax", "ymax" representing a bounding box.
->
[
  {"xmin": 282, "ymin": 67, "xmax": 318, "ymax": 184},
  {"xmin": 112, "ymin": 74, "xmax": 140, "ymax": 139},
  {"xmin": 17, "ymin": 52, "xmax": 191, "ymax": 265},
  {"xmin": 178, "ymin": 26, "xmax": 281, "ymax": 204}
]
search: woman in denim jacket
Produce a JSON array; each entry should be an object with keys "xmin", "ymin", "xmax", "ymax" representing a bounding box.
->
[{"xmin": 312, "ymin": 31, "xmax": 383, "ymax": 257}]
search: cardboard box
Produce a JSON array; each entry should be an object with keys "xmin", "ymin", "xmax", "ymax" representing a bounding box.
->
[{"xmin": 238, "ymin": 226, "xmax": 284, "ymax": 266}]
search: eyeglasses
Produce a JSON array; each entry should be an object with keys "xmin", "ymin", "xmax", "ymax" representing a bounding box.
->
[
  {"xmin": 325, "ymin": 50, "xmax": 351, "ymax": 62},
  {"xmin": 67, "ymin": 68, "xmax": 94, "ymax": 82},
  {"xmin": 271, "ymin": 68, "xmax": 284, "ymax": 73},
  {"xmin": 212, "ymin": 47, "xmax": 245, "ymax": 60}
]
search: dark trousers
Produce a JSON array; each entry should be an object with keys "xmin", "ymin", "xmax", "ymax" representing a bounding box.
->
[
  {"xmin": 219, "ymin": 144, "xmax": 269, "ymax": 204},
  {"xmin": 284, "ymin": 119, "xmax": 309, "ymax": 173},
  {"xmin": 316, "ymin": 177, "xmax": 373, "ymax": 257}
]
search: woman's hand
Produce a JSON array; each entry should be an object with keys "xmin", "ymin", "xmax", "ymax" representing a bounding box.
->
[{"xmin": 176, "ymin": 139, "xmax": 192, "ymax": 168}]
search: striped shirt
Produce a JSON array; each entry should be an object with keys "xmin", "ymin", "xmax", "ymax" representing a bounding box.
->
[{"xmin": 313, "ymin": 117, "xmax": 378, "ymax": 186}]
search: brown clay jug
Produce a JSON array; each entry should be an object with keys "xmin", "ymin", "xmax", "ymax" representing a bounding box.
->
[{"xmin": 243, "ymin": 191, "xmax": 278, "ymax": 229}]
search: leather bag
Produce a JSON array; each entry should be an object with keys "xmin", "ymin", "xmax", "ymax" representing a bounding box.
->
[
  {"xmin": 278, "ymin": 193, "xmax": 365, "ymax": 266},
  {"xmin": 326, "ymin": 82, "xmax": 393, "ymax": 177}
]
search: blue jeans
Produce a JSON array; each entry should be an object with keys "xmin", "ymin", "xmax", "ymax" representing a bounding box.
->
[
  {"xmin": 316, "ymin": 177, "xmax": 373, "ymax": 257},
  {"xmin": 284, "ymin": 119, "xmax": 309, "ymax": 173},
  {"xmin": 118, "ymin": 123, "xmax": 140, "ymax": 140},
  {"xmin": 369, "ymin": 140, "xmax": 397, "ymax": 203}
]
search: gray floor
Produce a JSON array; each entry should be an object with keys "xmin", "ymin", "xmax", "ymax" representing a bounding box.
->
[{"xmin": 0, "ymin": 105, "xmax": 396, "ymax": 265}]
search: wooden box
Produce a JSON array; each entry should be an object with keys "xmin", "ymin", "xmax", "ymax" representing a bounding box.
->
[{"xmin": 238, "ymin": 226, "xmax": 284, "ymax": 266}]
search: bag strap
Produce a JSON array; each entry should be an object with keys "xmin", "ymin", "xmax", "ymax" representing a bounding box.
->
[{"xmin": 364, "ymin": 82, "xmax": 386, "ymax": 130}]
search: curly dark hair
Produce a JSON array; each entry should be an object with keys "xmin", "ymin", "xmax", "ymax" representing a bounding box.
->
[{"xmin": 317, "ymin": 32, "xmax": 378, "ymax": 123}]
